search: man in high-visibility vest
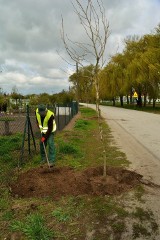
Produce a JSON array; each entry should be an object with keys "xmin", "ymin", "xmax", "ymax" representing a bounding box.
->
[{"xmin": 36, "ymin": 104, "xmax": 56, "ymax": 167}]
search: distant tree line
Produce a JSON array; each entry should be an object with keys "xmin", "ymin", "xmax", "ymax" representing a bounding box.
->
[
  {"xmin": 0, "ymin": 87, "xmax": 75, "ymax": 112},
  {"xmin": 69, "ymin": 24, "xmax": 160, "ymax": 108}
]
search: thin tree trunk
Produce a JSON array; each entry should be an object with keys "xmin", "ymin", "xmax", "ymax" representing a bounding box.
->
[
  {"xmin": 130, "ymin": 89, "xmax": 133, "ymax": 104},
  {"xmin": 61, "ymin": 0, "xmax": 110, "ymax": 179},
  {"xmin": 112, "ymin": 98, "xmax": 115, "ymax": 106},
  {"xmin": 143, "ymin": 94, "xmax": 147, "ymax": 107},
  {"xmin": 153, "ymin": 99, "xmax": 156, "ymax": 108},
  {"xmin": 120, "ymin": 95, "xmax": 123, "ymax": 107},
  {"xmin": 76, "ymin": 62, "xmax": 79, "ymax": 107},
  {"xmin": 137, "ymin": 93, "xmax": 142, "ymax": 107}
]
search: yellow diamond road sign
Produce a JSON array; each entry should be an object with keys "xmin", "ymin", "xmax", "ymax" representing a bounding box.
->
[{"xmin": 133, "ymin": 92, "xmax": 138, "ymax": 98}]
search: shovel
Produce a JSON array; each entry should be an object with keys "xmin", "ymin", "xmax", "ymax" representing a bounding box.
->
[{"xmin": 42, "ymin": 140, "xmax": 51, "ymax": 170}]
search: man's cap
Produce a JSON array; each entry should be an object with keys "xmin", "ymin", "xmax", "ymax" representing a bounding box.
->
[{"xmin": 38, "ymin": 104, "xmax": 47, "ymax": 113}]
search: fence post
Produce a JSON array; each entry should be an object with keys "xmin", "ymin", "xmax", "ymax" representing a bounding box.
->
[
  {"xmin": 27, "ymin": 105, "xmax": 31, "ymax": 155},
  {"xmin": 76, "ymin": 101, "xmax": 78, "ymax": 114},
  {"xmin": 69, "ymin": 104, "xmax": 71, "ymax": 121},
  {"xmin": 65, "ymin": 106, "xmax": 66, "ymax": 125},
  {"xmin": 71, "ymin": 102, "xmax": 73, "ymax": 118},
  {"xmin": 19, "ymin": 105, "xmax": 36, "ymax": 166},
  {"xmin": 57, "ymin": 104, "xmax": 60, "ymax": 130}
]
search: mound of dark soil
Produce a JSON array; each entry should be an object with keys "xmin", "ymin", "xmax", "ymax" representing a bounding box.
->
[{"xmin": 11, "ymin": 166, "xmax": 142, "ymax": 199}]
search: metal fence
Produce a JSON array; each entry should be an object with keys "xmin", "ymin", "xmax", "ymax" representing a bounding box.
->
[
  {"xmin": 0, "ymin": 102, "xmax": 78, "ymax": 136},
  {"xmin": 0, "ymin": 102, "xmax": 78, "ymax": 165}
]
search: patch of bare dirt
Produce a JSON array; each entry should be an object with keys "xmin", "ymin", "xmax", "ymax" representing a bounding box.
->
[{"xmin": 11, "ymin": 166, "xmax": 142, "ymax": 199}]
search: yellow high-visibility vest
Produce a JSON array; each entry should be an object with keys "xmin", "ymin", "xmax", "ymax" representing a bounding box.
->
[{"xmin": 36, "ymin": 109, "xmax": 56, "ymax": 133}]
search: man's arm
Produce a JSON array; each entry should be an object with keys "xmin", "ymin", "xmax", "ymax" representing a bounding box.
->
[{"xmin": 45, "ymin": 115, "xmax": 54, "ymax": 140}]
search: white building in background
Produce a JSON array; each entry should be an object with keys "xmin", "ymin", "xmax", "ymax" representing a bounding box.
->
[
  {"xmin": 9, "ymin": 98, "xmax": 30, "ymax": 105},
  {"xmin": 56, "ymin": 106, "xmax": 71, "ymax": 115}
]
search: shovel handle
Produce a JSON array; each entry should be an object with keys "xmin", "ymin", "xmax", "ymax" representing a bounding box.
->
[{"xmin": 42, "ymin": 141, "xmax": 50, "ymax": 169}]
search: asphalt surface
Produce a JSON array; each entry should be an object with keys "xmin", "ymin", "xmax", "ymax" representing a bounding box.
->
[
  {"xmin": 83, "ymin": 104, "xmax": 160, "ymax": 185},
  {"xmin": 82, "ymin": 104, "xmax": 160, "ymax": 237}
]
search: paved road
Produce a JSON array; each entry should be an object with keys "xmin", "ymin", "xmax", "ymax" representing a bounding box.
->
[
  {"xmin": 83, "ymin": 104, "xmax": 160, "ymax": 231},
  {"xmin": 83, "ymin": 104, "xmax": 160, "ymax": 184}
]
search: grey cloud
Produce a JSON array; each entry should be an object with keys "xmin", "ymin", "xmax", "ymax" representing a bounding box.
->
[{"xmin": 0, "ymin": 0, "xmax": 159, "ymax": 94}]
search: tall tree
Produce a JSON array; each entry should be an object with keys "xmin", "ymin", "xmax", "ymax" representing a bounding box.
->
[
  {"xmin": 62, "ymin": 0, "xmax": 110, "ymax": 177},
  {"xmin": 69, "ymin": 65, "xmax": 95, "ymax": 103},
  {"xmin": 61, "ymin": 0, "xmax": 109, "ymax": 112},
  {"xmin": 110, "ymin": 53, "xmax": 128, "ymax": 106},
  {"xmin": 127, "ymin": 32, "xmax": 160, "ymax": 107},
  {"xmin": 99, "ymin": 62, "xmax": 119, "ymax": 105},
  {"xmin": 11, "ymin": 86, "xmax": 23, "ymax": 107},
  {"xmin": 99, "ymin": 24, "xmax": 160, "ymax": 108}
]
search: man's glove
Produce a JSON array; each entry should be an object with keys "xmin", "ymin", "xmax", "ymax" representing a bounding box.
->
[{"xmin": 41, "ymin": 136, "xmax": 46, "ymax": 142}]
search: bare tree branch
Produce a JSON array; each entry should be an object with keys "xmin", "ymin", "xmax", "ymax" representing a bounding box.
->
[
  {"xmin": 61, "ymin": 0, "xmax": 110, "ymax": 107},
  {"xmin": 61, "ymin": 16, "xmax": 86, "ymax": 65}
]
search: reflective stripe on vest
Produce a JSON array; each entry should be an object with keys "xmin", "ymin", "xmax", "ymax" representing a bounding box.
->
[{"xmin": 36, "ymin": 109, "xmax": 56, "ymax": 133}]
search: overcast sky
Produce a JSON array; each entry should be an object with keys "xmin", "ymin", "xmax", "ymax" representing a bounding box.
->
[{"xmin": 0, "ymin": 0, "xmax": 159, "ymax": 95}]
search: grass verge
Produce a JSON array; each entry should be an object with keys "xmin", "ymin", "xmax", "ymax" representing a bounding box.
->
[{"xmin": 0, "ymin": 106, "xmax": 159, "ymax": 239}]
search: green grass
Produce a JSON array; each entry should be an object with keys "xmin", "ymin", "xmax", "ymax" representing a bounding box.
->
[
  {"xmin": 80, "ymin": 107, "xmax": 98, "ymax": 117},
  {"xmin": 58, "ymin": 140, "xmax": 80, "ymax": 155},
  {"xmin": 0, "ymin": 190, "xmax": 11, "ymax": 210},
  {"xmin": 132, "ymin": 223, "xmax": 151, "ymax": 239},
  {"xmin": 52, "ymin": 207, "xmax": 71, "ymax": 222},
  {"xmin": 0, "ymin": 106, "xmax": 159, "ymax": 239},
  {"xmin": 133, "ymin": 207, "xmax": 153, "ymax": 221},
  {"xmin": 134, "ymin": 185, "xmax": 145, "ymax": 202},
  {"xmin": 0, "ymin": 133, "xmax": 23, "ymax": 188},
  {"xmin": 101, "ymin": 102, "xmax": 160, "ymax": 114},
  {"xmin": 122, "ymin": 104, "xmax": 160, "ymax": 114},
  {"xmin": 0, "ymin": 133, "xmax": 22, "ymax": 156},
  {"xmin": 89, "ymin": 196, "xmax": 129, "ymax": 217},
  {"xmin": 74, "ymin": 119, "xmax": 91, "ymax": 129},
  {"xmin": 55, "ymin": 107, "xmax": 129, "ymax": 170},
  {"xmin": 112, "ymin": 221, "xmax": 125, "ymax": 234},
  {"xmin": 10, "ymin": 213, "xmax": 54, "ymax": 240},
  {"xmin": 2, "ymin": 211, "xmax": 14, "ymax": 221}
]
